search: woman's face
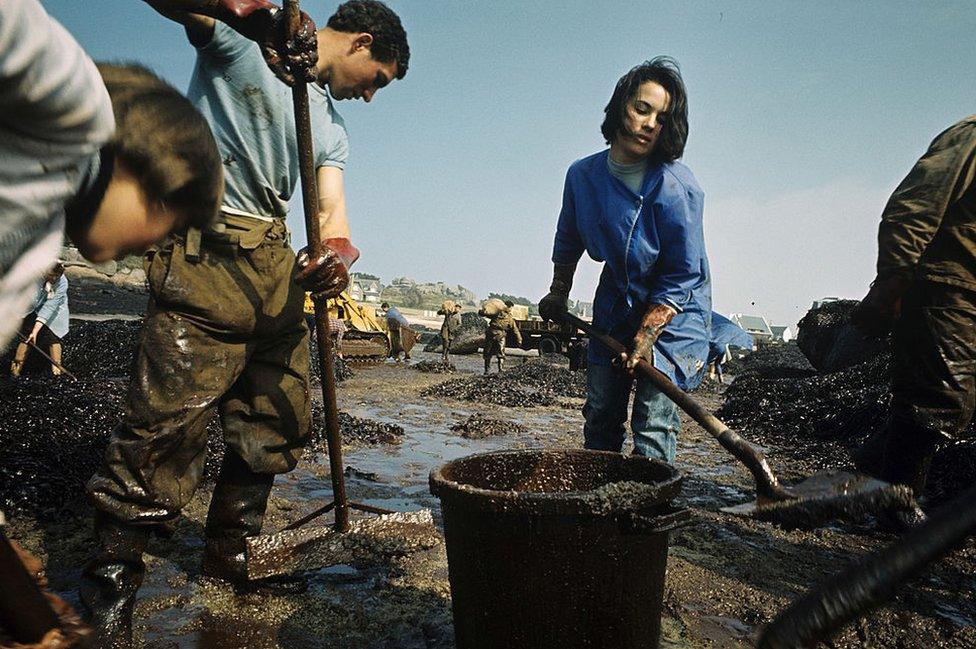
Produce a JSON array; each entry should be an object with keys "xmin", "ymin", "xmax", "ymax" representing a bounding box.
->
[{"xmin": 612, "ymin": 80, "xmax": 671, "ymax": 164}]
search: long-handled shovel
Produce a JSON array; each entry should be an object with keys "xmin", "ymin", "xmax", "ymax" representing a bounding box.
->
[
  {"xmin": 564, "ymin": 313, "xmax": 917, "ymax": 528},
  {"xmin": 244, "ymin": 1, "xmax": 437, "ymax": 580}
]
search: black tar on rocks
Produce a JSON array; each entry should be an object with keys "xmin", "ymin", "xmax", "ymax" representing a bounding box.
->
[
  {"xmin": 449, "ymin": 414, "xmax": 526, "ymax": 439},
  {"xmin": 421, "ymin": 360, "xmax": 586, "ymax": 408},
  {"xmin": 717, "ymin": 353, "xmax": 976, "ymax": 505},
  {"xmin": 0, "ymin": 379, "xmax": 402, "ymax": 518},
  {"xmin": 411, "ymin": 360, "xmax": 457, "ymax": 374}
]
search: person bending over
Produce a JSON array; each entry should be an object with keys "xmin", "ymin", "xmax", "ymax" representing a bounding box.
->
[{"xmin": 539, "ymin": 58, "xmax": 711, "ymax": 464}]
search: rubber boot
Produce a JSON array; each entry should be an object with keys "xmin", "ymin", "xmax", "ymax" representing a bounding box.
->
[
  {"xmin": 202, "ymin": 450, "xmax": 307, "ymax": 594},
  {"xmin": 80, "ymin": 516, "xmax": 149, "ymax": 649},
  {"xmin": 876, "ymin": 420, "xmax": 938, "ymax": 532}
]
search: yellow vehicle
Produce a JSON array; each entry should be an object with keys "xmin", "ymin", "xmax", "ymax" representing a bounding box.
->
[{"xmin": 304, "ymin": 291, "xmax": 390, "ymax": 360}]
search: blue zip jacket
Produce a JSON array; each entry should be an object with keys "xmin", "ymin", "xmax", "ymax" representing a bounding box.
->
[{"xmin": 552, "ymin": 150, "xmax": 712, "ymax": 389}]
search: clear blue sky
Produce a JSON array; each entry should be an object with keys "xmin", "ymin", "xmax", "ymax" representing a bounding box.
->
[{"xmin": 45, "ymin": 0, "xmax": 975, "ymax": 326}]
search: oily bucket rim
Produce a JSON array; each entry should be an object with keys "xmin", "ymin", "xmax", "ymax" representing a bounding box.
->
[{"xmin": 428, "ymin": 448, "xmax": 682, "ymax": 516}]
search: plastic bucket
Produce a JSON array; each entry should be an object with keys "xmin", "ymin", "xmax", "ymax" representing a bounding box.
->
[{"xmin": 429, "ymin": 449, "xmax": 688, "ymax": 649}]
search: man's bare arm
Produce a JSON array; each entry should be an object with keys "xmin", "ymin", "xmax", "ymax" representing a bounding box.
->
[{"xmin": 316, "ymin": 166, "xmax": 360, "ymax": 267}]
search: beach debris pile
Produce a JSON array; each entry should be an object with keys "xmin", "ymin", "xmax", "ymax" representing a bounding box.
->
[
  {"xmin": 0, "ymin": 373, "xmax": 400, "ymax": 516},
  {"xmin": 0, "ymin": 378, "xmax": 122, "ymax": 515},
  {"xmin": 412, "ymin": 360, "xmax": 457, "ymax": 373},
  {"xmin": 307, "ymin": 405, "xmax": 405, "ymax": 446},
  {"xmin": 721, "ymin": 342, "xmax": 816, "ymax": 380},
  {"xmin": 796, "ymin": 299, "xmax": 886, "ymax": 372},
  {"xmin": 718, "ymin": 304, "xmax": 976, "ymax": 503},
  {"xmin": 422, "ymin": 359, "xmax": 585, "ymax": 407},
  {"xmin": 450, "ymin": 414, "xmax": 526, "ymax": 439}
]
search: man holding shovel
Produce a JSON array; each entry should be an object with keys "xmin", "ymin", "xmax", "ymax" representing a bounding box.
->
[
  {"xmin": 83, "ymin": 1, "xmax": 409, "ymax": 645},
  {"xmin": 852, "ymin": 116, "xmax": 976, "ymax": 529}
]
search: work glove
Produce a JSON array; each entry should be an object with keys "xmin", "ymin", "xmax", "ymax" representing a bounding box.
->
[
  {"xmin": 216, "ymin": 0, "xmax": 318, "ymax": 86},
  {"xmin": 295, "ymin": 238, "xmax": 360, "ymax": 301},
  {"xmin": 538, "ymin": 263, "xmax": 577, "ymax": 323},
  {"xmin": 619, "ymin": 303, "xmax": 676, "ymax": 375},
  {"xmin": 851, "ymin": 272, "xmax": 913, "ymax": 338}
]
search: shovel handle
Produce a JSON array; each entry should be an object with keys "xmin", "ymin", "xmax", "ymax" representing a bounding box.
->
[
  {"xmin": 563, "ymin": 313, "xmax": 790, "ymax": 501},
  {"xmin": 284, "ymin": 0, "xmax": 349, "ymax": 532}
]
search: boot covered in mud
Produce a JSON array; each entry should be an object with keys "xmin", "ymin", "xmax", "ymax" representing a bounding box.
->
[
  {"xmin": 79, "ymin": 516, "xmax": 149, "ymax": 649},
  {"xmin": 876, "ymin": 420, "xmax": 939, "ymax": 531},
  {"xmin": 202, "ymin": 451, "xmax": 307, "ymax": 594}
]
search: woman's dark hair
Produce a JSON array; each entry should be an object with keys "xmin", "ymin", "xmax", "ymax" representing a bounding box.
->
[
  {"xmin": 328, "ymin": 0, "xmax": 410, "ymax": 79},
  {"xmin": 97, "ymin": 63, "xmax": 222, "ymax": 230},
  {"xmin": 601, "ymin": 56, "xmax": 689, "ymax": 164}
]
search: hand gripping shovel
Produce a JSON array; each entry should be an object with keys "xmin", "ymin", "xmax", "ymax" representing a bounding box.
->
[
  {"xmin": 563, "ymin": 313, "xmax": 917, "ymax": 528},
  {"xmin": 244, "ymin": 0, "xmax": 438, "ymax": 580}
]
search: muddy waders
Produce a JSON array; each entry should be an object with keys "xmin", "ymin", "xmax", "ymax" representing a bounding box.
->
[
  {"xmin": 201, "ymin": 450, "xmax": 307, "ymax": 593},
  {"xmin": 85, "ymin": 216, "xmax": 312, "ymax": 631},
  {"xmin": 878, "ymin": 282, "xmax": 976, "ymax": 528},
  {"xmin": 79, "ymin": 516, "xmax": 148, "ymax": 649}
]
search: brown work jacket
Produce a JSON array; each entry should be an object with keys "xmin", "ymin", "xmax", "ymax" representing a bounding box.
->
[
  {"xmin": 487, "ymin": 311, "xmax": 522, "ymax": 345},
  {"xmin": 877, "ymin": 116, "xmax": 976, "ymax": 293}
]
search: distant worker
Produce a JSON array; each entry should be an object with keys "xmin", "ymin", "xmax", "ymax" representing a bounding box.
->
[
  {"xmin": 852, "ymin": 115, "xmax": 976, "ymax": 528},
  {"xmin": 479, "ymin": 298, "xmax": 522, "ymax": 374},
  {"xmin": 538, "ymin": 57, "xmax": 711, "ymax": 464},
  {"xmin": 0, "ymin": 0, "xmax": 223, "ymax": 354},
  {"xmin": 382, "ymin": 302, "xmax": 411, "ymax": 362},
  {"xmin": 437, "ymin": 300, "xmax": 462, "ymax": 363},
  {"xmin": 11, "ymin": 264, "xmax": 70, "ymax": 377}
]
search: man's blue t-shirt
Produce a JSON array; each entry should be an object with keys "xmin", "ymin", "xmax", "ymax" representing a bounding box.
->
[{"xmin": 187, "ymin": 22, "xmax": 348, "ymax": 219}]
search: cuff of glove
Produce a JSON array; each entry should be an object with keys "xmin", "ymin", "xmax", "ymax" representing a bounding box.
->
[{"xmin": 324, "ymin": 238, "xmax": 360, "ymax": 270}]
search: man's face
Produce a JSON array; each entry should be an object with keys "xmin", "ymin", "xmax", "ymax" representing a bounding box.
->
[
  {"xmin": 613, "ymin": 80, "xmax": 671, "ymax": 164},
  {"xmin": 325, "ymin": 34, "xmax": 398, "ymax": 102}
]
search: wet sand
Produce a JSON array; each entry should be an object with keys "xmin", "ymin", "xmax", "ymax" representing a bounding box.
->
[{"xmin": 6, "ymin": 344, "xmax": 976, "ymax": 647}]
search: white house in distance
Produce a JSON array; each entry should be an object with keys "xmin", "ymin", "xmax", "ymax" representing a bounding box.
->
[
  {"xmin": 770, "ymin": 325, "xmax": 794, "ymax": 343},
  {"xmin": 730, "ymin": 314, "xmax": 774, "ymax": 344},
  {"xmin": 348, "ymin": 272, "xmax": 382, "ymax": 303}
]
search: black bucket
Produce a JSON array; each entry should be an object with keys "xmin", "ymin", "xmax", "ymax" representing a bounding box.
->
[{"xmin": 429, "ymin": 449, "xmax": 688, "ymax": 649}]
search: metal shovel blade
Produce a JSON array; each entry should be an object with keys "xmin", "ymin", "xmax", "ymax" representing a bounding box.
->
[
  {"xmin": 245, "ymin": 509, "xmax": 440, "ymax": 580},
  {"xmin": 721, "ymin": 471, "xmax": 917, "ymax": 529}
]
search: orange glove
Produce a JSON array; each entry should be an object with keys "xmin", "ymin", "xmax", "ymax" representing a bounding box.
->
[
  {"xmin": 619, "ymin": 303, "xmax": 676, "ymax": 374},
  {"xmin": 295, "ymin": 238, "xmax": 360, "ymax": 300}
]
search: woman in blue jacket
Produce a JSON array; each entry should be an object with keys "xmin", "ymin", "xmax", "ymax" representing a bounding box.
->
[
  {"xmin": 539, "ymin": 57, "xmax": 712, "ymax": 463},
  {"xmin": 11, "ymin": 263, "xmax": 70, "ymax": 376}
]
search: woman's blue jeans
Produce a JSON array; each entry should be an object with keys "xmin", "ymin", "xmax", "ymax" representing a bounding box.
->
[{"xmin": 582, "ymin": 363, "xmax": 680, "ymax": 463}]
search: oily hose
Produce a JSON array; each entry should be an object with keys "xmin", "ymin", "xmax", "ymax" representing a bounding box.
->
[{"xmin": 758, "ymin": 481, "xmax": 976, "ymax": 648}]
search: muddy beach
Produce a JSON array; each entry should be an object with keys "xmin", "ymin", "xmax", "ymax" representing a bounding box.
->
[{"xmin": 3, "ymin": 294, "xmax": 975, "ymax": 647}]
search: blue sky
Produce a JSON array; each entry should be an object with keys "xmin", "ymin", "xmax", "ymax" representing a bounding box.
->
[{"xmin": 45, "ymin": 1, "xmax": 975, "ymax": 326}]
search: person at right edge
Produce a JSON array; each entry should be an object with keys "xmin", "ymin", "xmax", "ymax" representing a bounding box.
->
[
  {"xmin": 82, "ymin": 1, "xmax": 409, "ymax": 647},
  {"xmin": 538, "ymin": 57, "xmax": 711, "ymax": 464},
  {"xmin": 852, "ymin": 115, "xmax": 976, "ymax": 530}
]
